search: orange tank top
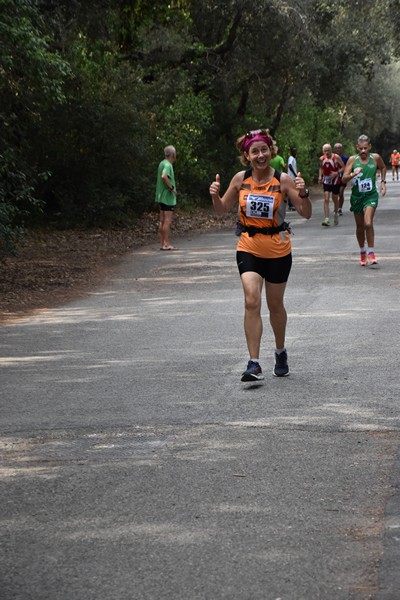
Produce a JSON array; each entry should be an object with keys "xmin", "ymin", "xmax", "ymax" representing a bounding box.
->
[
  {"xmin": 237, "ymin": 169, "xmax": 291, "ymax": 259},
  {"xmin": 391, "ymin": 153, "xmax": 400, "ymax": 166}
]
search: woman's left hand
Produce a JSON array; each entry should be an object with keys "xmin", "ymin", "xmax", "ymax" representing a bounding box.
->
[
  {"xmin": 294, "ymin": 172, "xmax": 306, "ymax": 193},
  {"xmin": 289, "ymin": 171, "xmax": 312, "ymax": 219}
]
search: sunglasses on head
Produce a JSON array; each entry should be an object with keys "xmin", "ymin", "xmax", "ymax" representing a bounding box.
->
[
  {"xmin": 243, "ymin": 128, "xmax": 273, "ymax": 148},
  {"xmin": 244, "ymin": 128, "xmax": 268, "ymax": 139}
]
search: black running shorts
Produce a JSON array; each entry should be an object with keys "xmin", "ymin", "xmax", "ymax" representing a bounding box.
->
[
  {"xmin": 323, "ymin": 183, "xmax": 340, "ymax": 195},
  {"xmin": 159, "ymin": 203, "xmax": 175, "ymax": 211},
  {"xmin": 236, "ymin": 251, "xmax": 292, "ymax": 284}
]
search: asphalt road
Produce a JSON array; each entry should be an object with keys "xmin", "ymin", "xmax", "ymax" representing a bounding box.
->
[{"xmin": 1, "ymin": 182, "xmax": 400, "ymax": 600}]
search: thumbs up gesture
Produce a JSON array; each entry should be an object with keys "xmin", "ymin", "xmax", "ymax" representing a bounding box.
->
[
  {"xmin": 209, "ymin": 174, "xmax": 220, "ymax": 198},
  {"xmin": 294, "ymin": 171, "xmax": 306, "ymax": 193}
]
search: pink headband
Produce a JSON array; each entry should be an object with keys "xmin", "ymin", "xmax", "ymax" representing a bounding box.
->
[{"xmin": 243, "ymin": 134, "xmax": 273, "ymax": 153}]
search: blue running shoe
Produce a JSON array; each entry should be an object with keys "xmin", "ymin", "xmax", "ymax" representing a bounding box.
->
[
  {"xmin": 241, "ymin": 360, "xmax": 264, "ymax": 382},
  {"xmin": 273, "ymin": 350, "xmax": 290, "ymax": 377}
]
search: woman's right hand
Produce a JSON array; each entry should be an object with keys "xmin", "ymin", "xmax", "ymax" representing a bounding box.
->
[{"xmin": 209, "ymin": 174, "xmax": 220, "ymax": 197}]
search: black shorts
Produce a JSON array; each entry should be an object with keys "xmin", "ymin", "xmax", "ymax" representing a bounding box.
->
[
  {"xmin": 323, "ymin": 183, "xmax": 340, "ymax": 195},
  {"xmin": 159, "ymin": 203, "xmax": 175, "ymax": 212},
  {"xmin": 236, "ymin": 251, "xmax": 292, "ymax": 284}
]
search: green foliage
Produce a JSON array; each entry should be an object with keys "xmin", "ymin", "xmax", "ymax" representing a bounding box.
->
[
  {"xmin": 0, "ymin": 148, "xmax": 45, "ymax": 257},
  {"xmin": 2, "ymin": 0, "xmax": 400, "ymax": 254},
  {"xmin": 273, "ymin": 100, "xmax": 351, "ymax": 183},
  {"xmin": 0, "ymin": 0, "xmax": 69, "ymax": 252},
  {"xmin": 156, "ymin": 89, "xmax": 214, "ymax": 206},
  {"xmin": 39, "ymin": 110, "xmax": 154, "ymax": 225},
  {"xmin": 0, "ymin": 201, "xmax": 22, "ymax": 258},
  {"xmin": 0, "ymin": 159, "xmax": 25, "ymax": 258}
]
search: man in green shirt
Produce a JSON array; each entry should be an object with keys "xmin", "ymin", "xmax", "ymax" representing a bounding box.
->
[
  {"xmin": 342, "ymin": 134, "xmax": 386, "ymax": 267},
  {"xmin": 155, "ymin": 145, "xmax": 177, "ymax": 250},
  {"xmin": 270, "ymin": 146, "xmax": 286, "ymax": 173}
]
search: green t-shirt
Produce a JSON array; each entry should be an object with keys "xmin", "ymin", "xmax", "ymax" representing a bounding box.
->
[
  {"xmin": 155, "ymin": 159, "xmax": 176, "ymax": 206},
  {"xmin": 350, "ymin": 154, "xmax": 378, "ymax": 201},
  {"xmin": 270, "ymin": 154, "xmax": 285, "ymax": 173}
]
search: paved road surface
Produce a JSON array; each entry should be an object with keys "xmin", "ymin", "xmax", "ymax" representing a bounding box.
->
[{"xmin": 1, "ymin": 182, "xmax": 400, "ymax": 599}]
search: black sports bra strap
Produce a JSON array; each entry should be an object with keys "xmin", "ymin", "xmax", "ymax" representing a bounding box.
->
[{"xmin": 242, "ymin": 167, "xmax": 281, "ymax": 182}]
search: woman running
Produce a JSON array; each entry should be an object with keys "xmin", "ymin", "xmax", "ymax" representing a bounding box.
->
[{"xmin": 209, "ymin": 129, "xmax": 312, "ymax": 381}]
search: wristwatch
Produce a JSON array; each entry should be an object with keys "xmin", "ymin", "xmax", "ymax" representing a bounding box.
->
[{"xmin": 298, "ymin": 188, "xmax": 310, "ymax": 198}]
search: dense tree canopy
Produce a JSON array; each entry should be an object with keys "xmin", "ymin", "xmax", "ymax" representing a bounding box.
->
[{"xmin": 1, "ymin": 0, "xmax": 400, "ymax": 255}]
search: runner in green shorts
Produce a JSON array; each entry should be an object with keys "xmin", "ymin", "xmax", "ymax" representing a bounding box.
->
[{"xmin": 342, "ymin": 134, "xmax": 386, "ymax": 268}]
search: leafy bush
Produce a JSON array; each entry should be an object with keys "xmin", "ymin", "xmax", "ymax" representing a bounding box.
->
[
  {"xmin": 156, "ymin": 88, "xmax": 214, "ymax": 204},
  {"xmin": 0, "ymin": 0, "xmax": 69, "ymax": 253}
]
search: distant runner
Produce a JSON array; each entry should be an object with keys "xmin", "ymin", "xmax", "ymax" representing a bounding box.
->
[
  {"xmin": 342, "ymin": 134, "xmax": 386, "ymax": 267},
  {"xmin": 390, "ymin": 149, "xmax": 400, "ymax": 181},
  {"xmin": 334, "ymin": 142, "xmax": 348, "ymax": 215},
  {"xmin": 318, "ymin": 143, "xmax": 344, "ymax": 226}
]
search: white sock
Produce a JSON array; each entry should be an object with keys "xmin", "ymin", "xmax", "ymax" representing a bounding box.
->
[
  {"xmin": 368, "ymin": 247, "xmax": 374, "ymax": 254},
  {"xmin": 360, "ymin": 247, "xmax": 366, "ymax": 254},
  {"xmin": 275, "ymin": 348, "xmax": 286, "ymax": 355},
  {"xmin": 250, "ymin": 358, "xmax": 260, "ymax": 363}
]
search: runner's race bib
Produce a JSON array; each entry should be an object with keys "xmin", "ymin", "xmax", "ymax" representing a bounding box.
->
[
  {"xmin": 246, "ymin": 194, "xmax": 274, "ymax": 219},
  {"xmin": 357, "ymin": 178, "xmax": 373, "ymax": 193},
  {"xmin": 323, "ymin": 176, "xmax": 333, "ymax": 185}
]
